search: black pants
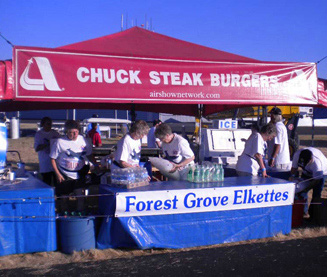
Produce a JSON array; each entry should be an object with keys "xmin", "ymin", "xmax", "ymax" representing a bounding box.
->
[
  {"xmin": 55, "ymin": 164, "xmax": 90, "ymax": 196},
  {"xmin": 41, "ymin": 172, "xmax": 57, "ymax": 186}
]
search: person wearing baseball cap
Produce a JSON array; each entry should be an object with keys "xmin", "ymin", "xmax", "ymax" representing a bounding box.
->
[
  {"xmin": 290, "ymin": 147, "xmax": 327, "ymax": 217},
  {"xmin": 86, "ymin": 114, "xmax": 101, "ymax": 135},
  {"xmin": 147, "ymin": 119, "xmax": 162, "ymax": 148},
  {"xmin": 236, "ymin": 123, "xmax": 277, "ymax": 178},
  {"xmin": 267, "ymin": 107, "xmax": 291, "ymax": 170},
  {"xmin": 270, "ymin": 107, "xmax": 282, "ymax": 115}
]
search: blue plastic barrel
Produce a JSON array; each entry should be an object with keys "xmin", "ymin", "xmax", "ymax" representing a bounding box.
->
[{"xmin": 58, "ymin": 217, "xmax": 96, "ymax": 254}]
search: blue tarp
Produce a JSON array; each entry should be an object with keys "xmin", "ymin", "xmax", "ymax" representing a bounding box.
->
[
  {"xmin": 0, "ymin": 175, "xmax": 56, "ymax": 256},
  {"xmin": 97, "ymin": 177, "xmax": 293, "ymax": 249}
]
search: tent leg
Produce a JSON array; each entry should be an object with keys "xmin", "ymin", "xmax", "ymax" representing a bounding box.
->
[
  {"xmin": 130, "ymin": 104, "xmax": 136, "ymax": 124},
  {"xmin": 312, "ymin": 118, "xmax": 315, "ymax": 147},
  {"xmin": 197, "ymin": 104, "xmax": 203, "ymax": 144},
  {"xmin": 197, "ymin": 104, "xmax": 203, "ymax": 163},
  {"xmin": 115, "ymin": 110, "xmax": 118, "ymax": 134}
]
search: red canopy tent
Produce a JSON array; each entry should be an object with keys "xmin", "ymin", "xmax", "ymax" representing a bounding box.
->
[{"xmin": 1, "ymin": 27, "xmax": 326, "ymax": 116}]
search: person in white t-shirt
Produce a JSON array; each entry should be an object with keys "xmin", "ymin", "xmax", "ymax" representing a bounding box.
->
[
  {"xmin": 267, "ymin": 107, "xmax": 291, "ymax": 170},
  {"xmin": 50, "ymin": 120, "xmax": 99, "ymax": 211},
  {"xmin": 155, "ymin": 123, "xmax": 195, "ymax": 180},
  {"xmin": 147, "ymin": 119, "xmax": 162, "ymax": 148},
  {"xmin": 34, "ymin": 117, "xmax": 61, "ymax": 185},
  {"xmin": 290, "ymin": 147, "xmax": 327, "ymax": 216},
  {"xmin": 236, "ymin": 123, "xmax": 277, "ymax": 177},
  {"xmin": 112, "ymin": 120, "xmax": 150, "ymax": 169}
]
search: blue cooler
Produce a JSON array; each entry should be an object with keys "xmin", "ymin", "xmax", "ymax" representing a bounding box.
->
[{"xmin": 0, "ymin": 123, "xmax": 7, "ymax": 174}]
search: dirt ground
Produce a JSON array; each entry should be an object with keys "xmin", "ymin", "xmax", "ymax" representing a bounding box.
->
[
  {"xmin": 1, "ymin": 124, "xmax": 327, "ymax": 270},
  {"xmin": 2, "ymin": 235, "xmax": 327, "ymax": 276}
]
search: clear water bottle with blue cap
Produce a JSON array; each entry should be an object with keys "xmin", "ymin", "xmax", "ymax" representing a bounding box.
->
[
  {"xmin": 212, "ymin": 163, "xmax": 219, "ymax": 182},
  {"xmin": 218, "ymin": 164, "xmax": 224, "ymax": 181},
  {"xmin": 111, "ymin": 169, "xmax": 117, "ymax": 184},
  {"xmin": 199, "ymin": 165, "xmax": 205, "ymax": 182},
  {"xmin": 127, "ymin": 169, "xmax": 135, "ymax": 184},
  {"xmin": 142, "ymin": 167, "xmax": 148, "ymax": 182},
  {"xmin": 204, "ymin": 165, "xmax": 209, "ymax": 182},
  {"xmin": 193, "ymin": 165, "xmax": 200, "ymax": 183},
  {"xmin": 187, "ymin": 164, "xmax": 193, "ymax": 182}
]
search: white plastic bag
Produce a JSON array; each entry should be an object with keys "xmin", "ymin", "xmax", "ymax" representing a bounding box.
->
[{"xmin": 149, "ymin": 157, "xmax": 180, "ymax": 180}]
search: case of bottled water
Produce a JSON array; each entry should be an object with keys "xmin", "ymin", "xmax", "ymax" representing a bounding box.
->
[{"xmin": 110, "ymin": 167, "xmax": 150, "ymax": 189}]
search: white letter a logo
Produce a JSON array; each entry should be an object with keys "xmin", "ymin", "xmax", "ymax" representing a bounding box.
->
[{"xmin": 20, "ymin": 57, "xmax": 62, "ymax": 91}]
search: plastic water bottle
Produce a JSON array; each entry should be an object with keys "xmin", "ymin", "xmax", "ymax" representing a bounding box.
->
[
  {"xmin": 219, "ymin": 164, "xmax": 224, "ymax": 181},
  {"xmin": 118, "ymin": 169, "xmax": 125, "ymax": 185},
  {"xmin": 187, "ymin": 165, "xmax": 193, "ymax": 182},
  {"xmin": 117, "ymin": 169, "xmax": 123, "ymax": 185},
  {"xmin": 202, "ymin": 165, "xmax": 207, "ymax": 182},
  {"xmin": 110, "ymin": 169, "xmax": 117, "ymax": 184},
  {"xmin": 193, "ymin": 165, "xmax": 200, "ymax": 183},
  {"xmin": 199, "ymin": 165, "xmax": 205, "ymax": 182},
  {"xmin": 207, "ymin": 165, "xmax": 213, "ymax": 182},
  {"xmin": 132, "ymin": 168, "xmax": 139, "ymax": 183},
  {"xmin": 205, "ymin": 166, "xmax": 210, "ymax": 182},
  {"xmin": 210, "ymin": 165, "xmax": 215, "ymax": 182},
  {"xmin": 143, "ymin": 168, "xmax": 149, "ymax": 180},
  {"xmin": 127, "ymin": 169, "xmax": 135, "ymax": 185},
  {"xmin": 123, "ymin": 169, "xmax": 130, "ymax": 185},
  {"xmin": 119, "ymin": 169, "xmax": 124, "ymax": 185},
  {"xmin": 212, "ymin": 164, "xmax": 219, "ymax": 182}
]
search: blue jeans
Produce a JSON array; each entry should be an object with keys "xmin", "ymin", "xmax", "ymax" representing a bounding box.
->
[{"xmin": 302, "ymin": 174, "xmax": 326, "ymax": 214}]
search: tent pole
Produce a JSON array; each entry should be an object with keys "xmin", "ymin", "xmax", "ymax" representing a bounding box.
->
[
  {"xmin": 130, "ymin": 104, "xmax": 136, "ymax": 124},
  {"xmin": 115, "ymin": 110, "xmax": 118, "ymax": 134},
  {"xmin": 312, "ymin": 117, "xmax": 315, "ymax": 147},
  {"xmin": 198, "ymin": 104, "xmax": 203, "ymax": 162},
  {"xmin": 257, "ymin": 106, "xmax": 261, "ymax": 125},
  {"xmin": 263, "ymin": 106, "xmax": 268, "ymax": 125}
]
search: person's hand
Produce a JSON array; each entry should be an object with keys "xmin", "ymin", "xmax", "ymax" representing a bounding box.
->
[
  {"xmin": 56, "ymin": 173, "xmax": 65, "ymax": 183},
  {"xmin": 261, "ymin": 168, "xmax": 269, "ymax": 178},
  {"xmin": 269, "ymin": 158, "xmax": 275, "ymax": 167},
  {"xmin": 169, "ymin": 162, "xmax": 178, "ymax": 173},
  {"xmin": 262, "ymin": 171, "xmax": 269, "ymax": 178}
]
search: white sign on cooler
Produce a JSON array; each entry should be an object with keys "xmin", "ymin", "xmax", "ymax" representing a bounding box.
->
[{"xmin": 218, "ymin": 119, "xmax": 238, "ymax": 129}]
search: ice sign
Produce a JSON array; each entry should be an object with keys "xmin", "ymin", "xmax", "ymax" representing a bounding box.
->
[{"xmin": 218, "ymin": 119, "xmax": 238, "ymax": 130}]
